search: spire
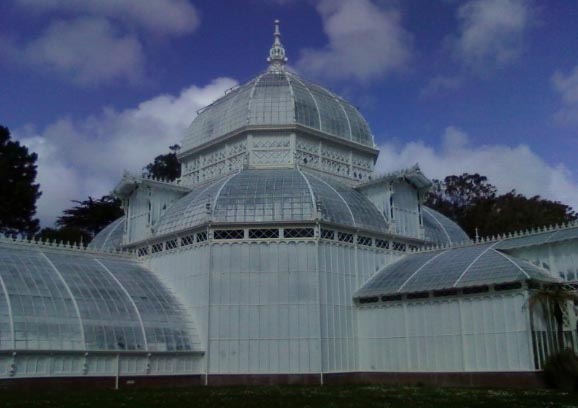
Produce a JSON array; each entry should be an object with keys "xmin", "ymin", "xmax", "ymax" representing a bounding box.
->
[{"xmin": 267, "ymin": 19, "xmax": 287, "ymax": 71}]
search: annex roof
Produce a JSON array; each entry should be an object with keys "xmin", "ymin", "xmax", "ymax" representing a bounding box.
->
[{"xmin": 355, "ymin": 242, "xmax": 558, "ymax": 298}]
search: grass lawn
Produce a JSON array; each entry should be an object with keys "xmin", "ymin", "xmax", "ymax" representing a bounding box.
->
[{"xmin": 2, "ymin": 385, "xmax": 577, "ymax": 408}]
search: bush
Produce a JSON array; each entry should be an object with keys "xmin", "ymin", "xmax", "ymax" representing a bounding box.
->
[{"xmin": 542, "ymin": 348, "xmax": 578, "ymax": 391}]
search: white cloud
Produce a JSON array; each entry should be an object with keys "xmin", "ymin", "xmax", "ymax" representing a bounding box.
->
[
  {"xmin": 420, "ymin": 75, "xmax": 463, "ymax": 98},
  {"xmin": 14, "ymin": 77, "xmax": 238, "ymax": 226},
  {"xmin": 552, "ymin": 65, "xmax": 578, "ymax": 125},
  {"xmin": 452, "ymin": 0, "xmax": 533, "ymax": 71},
  {"xmin": 16, "ymin": 17, "xmax": 145, "ymax": 86},
  {"xmin": 14, "ymin": 0, "xmax": 200, "ymax": 35},
  {"xmin": 296, "ymin": 0, "xmax": 412, "ymax": 82},
  {"xmin": 1, "ymin": 1, "xmax": 200, "ymax": 86},
  {"xmin": 375, "ymin": 126, "xmax": 578, "ymax": 211}
]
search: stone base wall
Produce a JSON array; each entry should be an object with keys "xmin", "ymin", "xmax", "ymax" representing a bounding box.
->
[
  {"xmin": 0, "ymin": 371, "xmax": 543, "ymax": 390},
  {"xmin": 324, "ymin": 371, "xmax": 543, "ymax": 388}
]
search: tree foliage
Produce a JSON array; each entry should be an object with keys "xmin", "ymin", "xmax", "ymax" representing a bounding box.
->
[
  {"xmin": 0, "ymin": 125, "xmax": 41, "ymax": 236},
  {"xmin": 426, "ymin": 173, "xmax": 577, "ymax": 237},
  {"xmin": 56, "ymin": 195, "xmax": 123, "ymax": 237},
  {"xmin": 426, "ymin": 174, "xmax": 497, "ymax": 224},
  {"xmin": 143, "ymin": 144, "xmax": 181, "ymax": 181},
  {"xmin": 36, "ymin": 227, "xmax": 92, "ymax": 246}
]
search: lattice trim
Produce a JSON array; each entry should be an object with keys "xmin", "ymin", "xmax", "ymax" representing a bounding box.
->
[
  {"xmin": 283, "ymin": 228, "xmax": 315, "ymax": 238},
  {"xmin": 337, "ymin": 232, "xmax": 354, "ymax": 243},
  {"xmin": 165, "ymin": 239, "xmax": 177, "ymax": 250},
  {"xmin": 249, "ymin": 229, "xmax": 280, "ymax": 239},
  {"xmin": 213, "ymin": 229, "xmax": 245, "ymax": 240}
]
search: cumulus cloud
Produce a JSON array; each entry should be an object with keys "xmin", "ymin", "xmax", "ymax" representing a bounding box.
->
[
  {"xmin": 452, "ymin": 0, "xmax": 533, "ymax": 71},
  {"xmin": 375, "ymin": 126, "xmax": 578, "ymax": 211},
  {"xmin": 552, "ymin": 65, "xmax": 578, "ymax": 125},
  {"xmin": 14, "ymin": 0, "xmax": 200, "ymax": 35},
  {"xmin": 1, "ymin": 0, "xmax": 200, "ymax": 86},
  {"xmin": 13, "ymin": 17, "xmax": 146, "ymax": 86},
  {"xmin": 296, "ymin": 0, "xmax": 412, "ymax": 82},
  {"xmin": 14, "ymin": 77, "xmax": 237, "ymax": 226}
]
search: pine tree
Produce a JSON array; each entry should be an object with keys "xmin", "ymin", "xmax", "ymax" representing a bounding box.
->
[{"xmin": 0, "ymin": 125, "xmax": 41, "ymax": 236}]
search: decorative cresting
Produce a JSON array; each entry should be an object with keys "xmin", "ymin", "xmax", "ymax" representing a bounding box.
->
[{"xmin": 268, "ymin": 19, "xmax": 287, "ymax": 71}]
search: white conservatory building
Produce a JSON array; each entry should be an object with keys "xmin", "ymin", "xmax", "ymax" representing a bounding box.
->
[{"xmin": 1, "ymin": 22, "xmax": 577, "ymax": 388}]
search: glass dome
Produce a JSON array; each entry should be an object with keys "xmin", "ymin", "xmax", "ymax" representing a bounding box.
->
[
  {"xmin": 154, "ymin": 168, "xmax": 389, "ymax": 237},
  {"xmin": 180, "ymin": 70, "xmax": 375, "ymax": 153}
]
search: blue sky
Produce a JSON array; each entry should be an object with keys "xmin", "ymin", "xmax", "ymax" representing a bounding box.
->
[{"xmin": 1, "ymin": 0, "xmax": 578, "ymax": 225}]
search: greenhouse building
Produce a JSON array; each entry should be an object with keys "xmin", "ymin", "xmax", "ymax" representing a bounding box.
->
[{"xmin": 1, "ymin": 22, "xmax": 577, "ymax": 388}]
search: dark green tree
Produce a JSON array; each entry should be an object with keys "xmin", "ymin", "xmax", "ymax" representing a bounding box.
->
[
  {"xmin": 55, "ymin": 195, "xmax": 123, "ymax": 238},
  {"xmin": 426, "ymin": 173, "xmax": 577, "ymax": 237},
  {"xmin": 143, "ymin": 144, "xmax": 181, "ymax": 181},
  {"xmin": 36, "ymin": 227, "xmax": 92, "ymax": 246},
  {"xmin": 426, "ymin": 173, "xmax": 497, "ymax": 224},
  {"xmin": 463, "ymin": 192, "xmax": 577, "ymax": 237},
  {"xmin": 0, "ymin": 125, "xmax": 41, "ymax": 236}
]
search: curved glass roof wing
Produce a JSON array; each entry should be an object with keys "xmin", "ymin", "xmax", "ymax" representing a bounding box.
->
[
  {"xmin": 181, "ymin": 71, "xmax": 375, "ymax": 153},
  {"xmin": 355, "ymin": 244, "xmax": 558, "ymax": 298},
  {"xmin": 422, "ymin": 206, "xmax": 469, "ymax": 245},
  {"xmin": 88, "ymin": 216, "xmax": 125, "ymax": 251},
  {"xmin": 0, "ymin": 242, "xmax": 201, "ymax": 353}
]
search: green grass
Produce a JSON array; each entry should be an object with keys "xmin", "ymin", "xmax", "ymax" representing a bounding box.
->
[{"xmin": 2, "ymin": 385, "xmax": 577, "ymax": 408}]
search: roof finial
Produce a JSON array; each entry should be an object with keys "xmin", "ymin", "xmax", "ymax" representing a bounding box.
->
[{"xmin": 267, "ymin": 19, "xmax": 287, "ymax": 71}]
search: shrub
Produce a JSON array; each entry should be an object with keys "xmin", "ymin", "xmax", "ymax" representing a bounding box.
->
[{"xmin": 542, "ymin": 348, "xmax": 578, "ymax": 391}]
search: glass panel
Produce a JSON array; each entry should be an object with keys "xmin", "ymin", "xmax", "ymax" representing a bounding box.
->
[
  {"xmin": 43, "ymin": 252, "xmax": 145, "ymax": 351},
  {"xmin": 0, "ymin": 245, "xmax": 83, "ymax": 351},
  {"xmin": 305, "ymin": 81, "xmax": 350, "ymax": 140},
  {"xmin": 97, "ymin": 258, "xmax": 199, "ymax": 352},
  {"xmin": 422, "ymin": 207, "xmax": 469, "ymax": 246},
  {"xmin": 355, "ymin": 252, "xmax": 440, "ymax": 297},
  {"xmin": 341, "ymin": 102, "xmax": 373, "ymax": 146},
  {"xmin": 304, "ymin": 172, "xmax": 389, "ymax": 233},
  {"xmin": 213, "ymin": 169, "xmax": 315, "ymax": 223},
  {"xmin": 248, "ymin": 72, "xmax": 294, "ymax": 125},
  {"xmin": 155, "ymin": 175, "xmax": 233, "ymax": 236},
  {"xmin": 402, "ymin": 245, "xmax": 492, "ymax": 292},
  {"xmin": 89, "ymin": 217, "xmax": 125, "ymax": 251},
  {"xmin": 182, "ymin": 80, "xmax": 253, "ymax": 151}
]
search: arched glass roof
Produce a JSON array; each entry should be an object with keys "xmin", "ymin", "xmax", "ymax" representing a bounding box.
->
[
  {"xmin": 88, "ymin": 216, "xmax": 125, "ymax": 251},
  {"xmin": 355, "ymin": 243, "xmax": 558, "ymax": 298},
  {"xmin": 422, "ymin": 206, "xmax": 469, "ymax": 245},
  {"xmin": 0, "ymin": 241, "xmax": 201, "ymax": 353},
  {"xmin": 180, "ymin": 70, "xmax": 374, "ymax": 153},
  {"xmin": 154, "ymin": 168, "xmax": 389, "ymax": 236}
]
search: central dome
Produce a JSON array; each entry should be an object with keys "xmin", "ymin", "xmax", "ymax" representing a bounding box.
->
[
  {"xmin": 180, "ymin": 21, "xmax": 374, "ymax": 155},
  {"xmin": 180, "ymin": 70, "xmax": 375, "ymax": 153}
]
